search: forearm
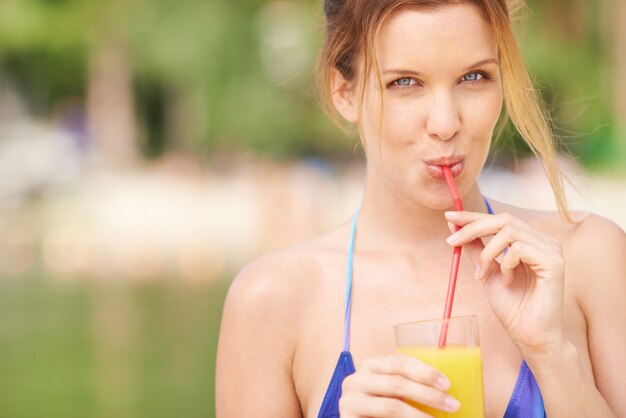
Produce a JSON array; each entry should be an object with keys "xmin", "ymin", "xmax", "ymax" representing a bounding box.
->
[{"xmin": 523, "ymin": 341, "xmax": 615, "ymax": 418}]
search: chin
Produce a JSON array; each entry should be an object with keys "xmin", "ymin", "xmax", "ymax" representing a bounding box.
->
[
  {"xmin": 419, "ymin": 172, "xmax": 475, "ymax": 210},
  {"xmin": 406, "ymin": 189, "xmax": 459, "ymax": 212}
]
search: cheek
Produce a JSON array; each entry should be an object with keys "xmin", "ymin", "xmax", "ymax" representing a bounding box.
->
[
  {"xmin": 466, "ymin": 91, "xmax": 503, "ymax": 171},
  {"xmin": 360, "ymin": 92, "xmax": 411, "ymax": 154},
  {"xmin": 463, "ymin": 88, "xmax": 503, "ymax": 141},
  {"xmin": 378, "ymin": 97, "xmax": 420, "ymax": 149},
  {"xmin": 481, "ymin": 87, "xmax": 504, "ymax": 131},
  {"xmin": 359, "ymin": 91, "xmax": 383, "ymax": 146}
]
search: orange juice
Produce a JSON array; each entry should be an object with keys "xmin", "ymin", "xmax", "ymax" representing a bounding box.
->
[{"xmin": 396, "ymin": 345, "xmax": 485, "ymax": 418}]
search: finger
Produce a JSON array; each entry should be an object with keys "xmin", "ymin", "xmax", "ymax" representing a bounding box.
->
[
  {"xmin": 458, "ymin": 234, "xmax": 483, "ymax": 267},
  {"xmin": 478, "ymin": 225, "xmax": 555, "ymax": 279},
  {"xmin": 445, "ymin": 210, "xmax": 527, "ymax": 228},
  {"xmin": 446, "ymin": 232, "xmax": 497, "ymax": 280},
  {"xmin": 444, "ymin": 213, "xmax": 507, "ymax": 270},
  {"xmin": 444, "ymin": 211, "xmax": 492, "ymax": 269},
  {"xmin": 363, "ymin": 355, "xmax": 451, "ymax": 391},
  {"xmin": 339, "ymin": 395, "xmax": 433, "ymax": 418},
  {"xmin": 501, "ymin": 240, "xmax": 563, "ymax": 281},
  {"xmin": 499, "ymin": 242, "xmax": 522, "ymax": 286},
  {"xmin": 475, "ymin": 257, "xmax": 501, "ymax": 283},
  {"xmin": 343, "ymin": 373, "xmax": 460, "ymax": 414},
  {"xmin": 444, "ymin": 210, "xmax": 503, "ymax": 227},
  {"xmin": 446, "ymin": 211, "xmax": 562, "ymax": 283},
  {"xmin": 447, "ymin": 211, "xmax": 557, "ymax": 255},
  {"xmin": 445, "ymin": 212, "xmax": 534, "ymax": 247},
  {"xmin": 363, "ymin": 355, "xmax": 460, "ymax": 412}
]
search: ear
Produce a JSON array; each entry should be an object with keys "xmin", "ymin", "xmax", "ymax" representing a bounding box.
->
[{"xmin": 330, "ymin": 68, "xmax": 359, "ymax": 124}]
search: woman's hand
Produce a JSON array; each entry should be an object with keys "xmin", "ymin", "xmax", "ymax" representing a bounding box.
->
[
  {"xmin": 339, "ymin": 354, "xmax": 460, "ymax": 417},
  {"xmin": 444, "ymin": 211, "xmax": 567, "ymax": 356}
]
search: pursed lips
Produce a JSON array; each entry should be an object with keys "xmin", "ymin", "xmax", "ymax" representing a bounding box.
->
[{"xmin": 422, "ymin": 156, "xmax": 465, "ymax": 179}]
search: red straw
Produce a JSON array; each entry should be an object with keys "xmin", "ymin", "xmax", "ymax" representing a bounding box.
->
[{"xmin": 438, "ymin": 166, "xmax": 464, "ymax": 347}]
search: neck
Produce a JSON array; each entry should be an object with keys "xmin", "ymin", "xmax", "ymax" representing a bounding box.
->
[{"xmin": 356, "ymin": 174, "xmax": 487, "ymax": 252}]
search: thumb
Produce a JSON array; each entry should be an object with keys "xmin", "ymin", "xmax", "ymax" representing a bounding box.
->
[
  {"xmin": 447, "ymin": 222, "xmax": 483, "ymax": 268},
  {"xmin": 455, "ymin": 234, "xmax": 499, "ymax": 281},
  {"xmin": 463, "ymin": 238, "xmax": 485, "ymax": 270},
  {"xmin": 465, "ymin": 237, "xmax": 500, "ymax": 282},
  {"xmin": 446, "ymin": 222, "xmax": 497, "ymax": 280}
]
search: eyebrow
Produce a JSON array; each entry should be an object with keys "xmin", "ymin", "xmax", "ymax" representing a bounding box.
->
[{"xmin": 382, "ymin": 57, "xmax": 499, "ymax": 76}]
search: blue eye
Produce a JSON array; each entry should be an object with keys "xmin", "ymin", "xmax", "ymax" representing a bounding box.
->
[
  {"xmin": 462, "ymin": 71, "xmax": 490, "ymax": 83},
  {"xmin": 393, "ymin": 77, "xmax": 415, "ymax": 87}
]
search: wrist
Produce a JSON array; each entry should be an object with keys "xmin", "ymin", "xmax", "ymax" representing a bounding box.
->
[{"xmin": 521, "ymin": 339, "xmax": 578, "ymax": 375}]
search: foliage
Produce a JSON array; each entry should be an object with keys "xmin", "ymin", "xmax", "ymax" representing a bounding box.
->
[{"xmin": 0, "ymin": 0, "xmax": 621, "ymax": 168}]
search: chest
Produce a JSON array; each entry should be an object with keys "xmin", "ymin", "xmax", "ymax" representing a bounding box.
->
[
  {"xmin": 293, "ymin": 258, "xmax": 589, "ymax": 418},
  {"xmin": 294, "ymin": 275, "xmax": 523, "ymax": 417}
]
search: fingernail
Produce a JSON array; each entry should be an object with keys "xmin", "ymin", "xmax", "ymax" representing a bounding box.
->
[
  {"xmin": 474, "ymin": 265, "xmax": 481, "ymax": 280},
  {"xmin": 445, "ymin": 396, "xmax": 461, "ymax": 412},
  {"xmin": 446, "ymin": 231, "xmax": 460, "ymax": 244},
  {"xmin": 437, "ymin": 375, "xmax": 451, "ymax": 391},
  {"xmin": 444, "ymin": 211, "xmax": 459, "ymax": 220}
]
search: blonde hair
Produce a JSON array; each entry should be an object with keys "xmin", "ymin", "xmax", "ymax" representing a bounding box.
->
[{"xmin": 317, "ymin": 0, "xmax": 573, "ymax": 221}]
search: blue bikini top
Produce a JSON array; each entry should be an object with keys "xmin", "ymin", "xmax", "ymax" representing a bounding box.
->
[{"xmin": 317, "ymin": 199, "xmax": 546, "ymax": 418}]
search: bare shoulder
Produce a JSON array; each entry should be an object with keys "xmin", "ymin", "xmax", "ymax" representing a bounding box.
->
[
  {"xmin": 223, "ymin": 222, "xmax": 349, "ymax": 331},
  {"xmin": 490, "ymin": 199, "xmax": 626, "ymax": 302},
  {"xmin": 555, "ymin": 212, "xmax": 626, "ymax": 313},
  {"xmin": 560, "ymin": 212, "xmax": 626, "ymax": 265},
  {"xmin": 525, "ymin": 210, "xmax": 625, "ymax": 282},
  {"xmin": 488, "ymin": 199, "xmax": 625, "ymax": 256},
  {"xmin": 216, "ymin": 223, "xmax": 350, "ymax": 417}
]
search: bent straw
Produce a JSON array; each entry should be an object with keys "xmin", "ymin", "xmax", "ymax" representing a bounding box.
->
[{"xmin": 438, "ymin": 166, "xmax": 464, "ymax": 347}]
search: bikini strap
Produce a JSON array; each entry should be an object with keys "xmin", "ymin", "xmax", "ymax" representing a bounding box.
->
[
  {"xmin": 343, "ymin": 209, "xmax": 359, "ymax": 352},
  {"xmin": 483, "ymin": 196, "xmax": 494, "ymax": 215}
]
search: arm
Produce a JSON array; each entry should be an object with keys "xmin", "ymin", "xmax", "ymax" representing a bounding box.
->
[
  {"xmin": 445, "ymin": 211, "xmax": 625, "ymax": 417},
  {"xmin": 215, "ymin": 258, "xmax": 303, "ymax": 417},
  {"xmin": 565, "ymin": 215, "xmax": 626, "ymax": 416},
  {"xmin": 522, "ymin": 215, "xmax": 626, "ymax": 418}
]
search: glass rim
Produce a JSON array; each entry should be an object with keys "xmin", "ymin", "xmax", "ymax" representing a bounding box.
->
[{"xmin": 393, "ymin": 314, "xmax": 478, "ymax": 331}]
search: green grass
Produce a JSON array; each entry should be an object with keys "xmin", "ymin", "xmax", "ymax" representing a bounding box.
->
[{"xmin": 0, "ymin": 275, "xmax": 228, "ymax": 418}]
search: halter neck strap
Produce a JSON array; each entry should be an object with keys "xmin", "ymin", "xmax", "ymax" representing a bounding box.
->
[{"xmin": 343, "ymin": 208, "xmax": 359, "ymax": 351}]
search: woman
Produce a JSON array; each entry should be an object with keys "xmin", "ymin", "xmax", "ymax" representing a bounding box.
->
[{"xmin": 216, "ymin": 0, "xmax": 626, "ymax": 416}]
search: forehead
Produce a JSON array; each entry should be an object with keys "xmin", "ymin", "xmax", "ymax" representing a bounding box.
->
[{"xmin": 377, "ymin": 3, "xmax": 498, "ymax": 73}]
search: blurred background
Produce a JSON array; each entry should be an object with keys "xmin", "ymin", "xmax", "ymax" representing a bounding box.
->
[{"xmin": 0, "ymin": 0, "xmax": 624, "ymax": 417}]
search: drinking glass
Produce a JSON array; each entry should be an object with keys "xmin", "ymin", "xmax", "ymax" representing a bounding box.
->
[{"xmin": 394, "ymin": 316, "xmax": 485, "ymax": 418}]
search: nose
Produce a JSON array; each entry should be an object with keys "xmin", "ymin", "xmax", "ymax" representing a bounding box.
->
[{"xmin": 426, "ymin": 91, "xmax": 461, "ymax": 141}]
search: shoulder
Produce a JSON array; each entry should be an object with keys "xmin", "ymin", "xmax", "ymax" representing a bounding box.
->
[
  {"xmin": 225, "ymin": 248, "xmax": 312, "ymax": 328},
  {"xmin": 488, "ymin": 200, "xmax": 625, "ymax": 257},
  {"xmin": 223, "ymin": 224, "xmax": 349, "ymax": 333},
  {"xmin": 216, "ymin": 226, "xmax": 350, "ymax": 417},
  {"xmin": 489, "ymin": 200, "xmax": 625, "ymax": 294},
  {"xmin": 558, "ymin": 213, "xmax": 626, "ymax": 311},
  {"xmin": 495, "ymin": 200, "xmax": 625, "ymax": 307},
  {"xmin": 562, "ymin": 212, "xmax": 625, "ymax": 263},
  {"xmin": 532, "ymin": 211, "xmax": 625, "ymax": 281},
  {"xmin": 216, "ymin": 226, "xmax": 349, "ymax": 414}
]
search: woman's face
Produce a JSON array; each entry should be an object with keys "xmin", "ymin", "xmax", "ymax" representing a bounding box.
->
[{"xmin": 358, "ymin": 3, "xmax": 503, "ymax": 209}]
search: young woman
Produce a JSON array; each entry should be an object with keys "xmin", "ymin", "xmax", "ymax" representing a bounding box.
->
[{"xmin": 216, "ymin": 0, "xmax": 626, "ymax": 417}]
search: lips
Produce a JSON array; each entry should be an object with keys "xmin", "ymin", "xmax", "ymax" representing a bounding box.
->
[{"xmin": 423, "ymin": 156, "xmax": 465, "ymax": 180}]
